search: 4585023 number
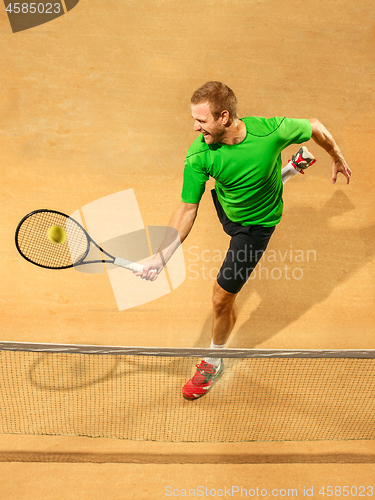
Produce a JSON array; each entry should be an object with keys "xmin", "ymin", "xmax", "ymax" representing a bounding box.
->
[
  {"xmin": 318, "ymin": 486, "xmax": 374, "ymax": 497},
  {"xmin": 6, "ymin": 3, "xmax": 61, "ymax": 14}
]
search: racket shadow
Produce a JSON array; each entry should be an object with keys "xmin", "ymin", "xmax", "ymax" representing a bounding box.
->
[{"xmin": 27, "ymin": 352, "xmax": 188, "ymax": 392}]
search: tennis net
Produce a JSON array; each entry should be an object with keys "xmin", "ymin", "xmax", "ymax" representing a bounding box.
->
[{"xmin": 0, "ymin": 341, "xmax": 374, "ymax": 442}]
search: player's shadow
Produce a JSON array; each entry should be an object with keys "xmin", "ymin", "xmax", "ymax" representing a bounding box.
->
[{"xmin": 194, "ymin": 190, "xmax": 374, "ymax": 348}]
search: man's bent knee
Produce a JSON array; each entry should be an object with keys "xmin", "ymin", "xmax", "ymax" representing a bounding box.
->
[{"xmin": 212, "ymin": 281, "xmax": 237, "ymax": 315}]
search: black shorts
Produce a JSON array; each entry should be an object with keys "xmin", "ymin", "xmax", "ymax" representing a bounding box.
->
[{"xmin": 212, "ymin": 189, "xmax": 276, "ymax": 294}]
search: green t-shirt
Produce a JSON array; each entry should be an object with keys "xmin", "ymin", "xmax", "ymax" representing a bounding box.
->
[{"xmin": 181, "ymin": 116, "xmax": 312, "ymax": 227}]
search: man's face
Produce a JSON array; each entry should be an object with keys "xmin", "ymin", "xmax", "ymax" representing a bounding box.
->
[{"xmin": 191, "ymin": 102, "xmax": 226, "ymax": 145}]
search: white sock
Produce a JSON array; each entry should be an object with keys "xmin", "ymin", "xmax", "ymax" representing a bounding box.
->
[
  {"xmin": 205, "ymin": 341, "xmax": 226, "ymax": 368},
  {"xmin": 281, "ymin": 162, "xmax": 299, "ymax": 184}
]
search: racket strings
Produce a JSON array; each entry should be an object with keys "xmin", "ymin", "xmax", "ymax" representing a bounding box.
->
[{"xmin": 16, "ymin": 212, "xmax": 89, "ymax": 269}]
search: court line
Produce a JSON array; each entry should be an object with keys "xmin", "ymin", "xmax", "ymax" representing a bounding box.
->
[{"xmin": 0, "ymin": 452, "xmax": 374, "ymax": 464}]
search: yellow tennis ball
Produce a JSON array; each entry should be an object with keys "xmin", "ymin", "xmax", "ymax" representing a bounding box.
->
[{"xmin": 47, "ymin": 225, "xmax": 67, "ymax": 244}]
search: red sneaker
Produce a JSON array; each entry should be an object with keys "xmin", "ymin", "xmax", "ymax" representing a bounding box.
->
[
  {"xmin": 290, "ymin": 146, "xmax": 316, "ymax": 173},
  {"xmin": 182, "ymin": 360, "xmax": 224, "ymax": 400}
]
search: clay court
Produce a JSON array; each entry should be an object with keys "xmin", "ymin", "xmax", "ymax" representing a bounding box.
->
[{"xmin": 1, "ymin": 0, "xmax": 375, "ymax": 498}]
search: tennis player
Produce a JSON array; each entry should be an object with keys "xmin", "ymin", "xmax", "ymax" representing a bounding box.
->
[{"xmin": 137, "ymin": 81, "xmax": 351, "ymax": 400}]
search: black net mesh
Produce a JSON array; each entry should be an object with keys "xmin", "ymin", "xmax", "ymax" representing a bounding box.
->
[{"xmin": 0, "ymin": 347, "xmax": 374, "ymax": 442}]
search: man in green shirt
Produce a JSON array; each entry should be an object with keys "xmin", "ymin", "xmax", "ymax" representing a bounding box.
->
[{"xmin": 137, "ymin": 81, "xmax": 351, "ymax": 400}]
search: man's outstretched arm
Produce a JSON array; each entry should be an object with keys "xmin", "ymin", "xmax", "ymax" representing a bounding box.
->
[
  {"xmin": 136, "ymin": 201, "xmax": 199, "ymax": 281},
  {"xmin": 309, "ymin": 118, "xmax": 352, "ymax": 184}
]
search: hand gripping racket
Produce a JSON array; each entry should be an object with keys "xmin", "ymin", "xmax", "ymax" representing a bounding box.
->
[{"xmin": 15, "ymin": 209, "xmax": 146, "ymax": 272}]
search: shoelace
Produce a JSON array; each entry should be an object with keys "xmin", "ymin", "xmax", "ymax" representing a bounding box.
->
[
  {"xmin": 289, "ymin": 155, "xmax": 307, "ymax": 173},
  {"xmin": 191, "ymin": 362, "xmax": 215, "ymax": 384}
]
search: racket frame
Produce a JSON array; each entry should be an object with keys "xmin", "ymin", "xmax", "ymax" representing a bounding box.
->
[
  {"xmin": 15, "ymin": 209, "xmax": 112, "ymax": 270},
  {"xmin": 15, "ymin": 209, "xmax": 147, "ymax": 273}
]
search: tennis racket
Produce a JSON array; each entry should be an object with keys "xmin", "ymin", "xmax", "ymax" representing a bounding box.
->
[{"xmin": 15, "ymin": 209, "xmax": 146, "ymax": 272}]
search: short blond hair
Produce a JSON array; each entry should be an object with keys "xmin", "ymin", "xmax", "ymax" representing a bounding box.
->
[{"xmin": 191, "ymin": 81, "xmax": 238, "ymax": 121}]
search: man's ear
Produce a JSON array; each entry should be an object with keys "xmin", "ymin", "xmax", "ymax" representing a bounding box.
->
[{"xmin": 221, "ymin": 110, "xmax": 230, "ymax": 126}]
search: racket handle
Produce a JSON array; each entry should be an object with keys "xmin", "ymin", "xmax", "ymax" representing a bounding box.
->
[{"xmin": 114, "ymin": 257, "xmax": 144, "ymax": 273}]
